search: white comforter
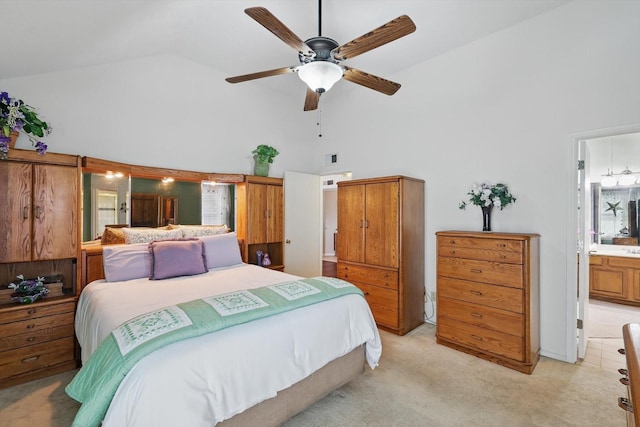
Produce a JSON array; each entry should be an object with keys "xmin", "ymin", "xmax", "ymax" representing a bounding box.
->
[{"xmin": 75, "ymin": 264, "xmax": 381, "ymax": 426}]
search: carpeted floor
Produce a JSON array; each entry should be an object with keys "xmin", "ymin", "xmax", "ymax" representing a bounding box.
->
[{"xmin": 0, "ymin": 323, "xmax": 627, "ymax": 427}]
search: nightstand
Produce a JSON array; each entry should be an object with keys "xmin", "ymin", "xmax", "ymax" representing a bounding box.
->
[{"xmin": 0, "ymin": 295, "xmax": 78, "ymax": 388}]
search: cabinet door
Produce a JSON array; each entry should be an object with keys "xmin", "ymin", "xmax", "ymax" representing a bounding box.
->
[
  {"xmin": 0, "ymin": 162, "xmax": 32, "ymax": 262},
  {"xmin": 266, "ymin": 184, "xmax": 283, "ymax": 243},
  {"xmin": 364, "ymin": 181, "xmax": 399, "ymax": 268},
  {"xmin": 590, "ymin": 265, "xmax": 627, "ymax": 298},
  {"xmin": 337, "ymin": 184, "xmax": 365, "ymax": 263},
  {"xmin": 247, "ymin": 183, "xmax": 268, "ymax": 244},
  {"xmin": 32, "ymin": 164, "xmax": 78, "ymax": 260},
  {"xmin": 131, "ymin": 193, "xmax": 161, "ymax": 227}
]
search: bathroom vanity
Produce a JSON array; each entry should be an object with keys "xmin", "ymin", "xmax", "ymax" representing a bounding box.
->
[{"xmin": 589, "ymin": 253, "xmax": 640, "ymax": 307}]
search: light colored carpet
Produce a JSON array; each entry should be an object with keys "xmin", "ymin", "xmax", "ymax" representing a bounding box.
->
[{"xmin": 0, "ymin": 324, "xmax": 627, "ymax": 427}]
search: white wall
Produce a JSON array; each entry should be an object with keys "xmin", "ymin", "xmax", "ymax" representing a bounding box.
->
[
  {"xmin": 311, "ymin": 1, "xmax": 640, "ymax": 360},
  {"xmin": 2, "ymin": 0, "xmax": 639, "ymax": 362},
  {"xmin": 1, "ymin": 54, "xmax": 318, "ymax": 176}
]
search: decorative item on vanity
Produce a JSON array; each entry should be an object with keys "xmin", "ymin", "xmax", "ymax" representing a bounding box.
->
[
  {"xmin": 256, "ymin": 250, "xmax": 264, "ymax": 266},
  {"xmin": 0, "ymin": 91, "xmax": 51, "ymax": 159},
  {"xmin": 459, "ymin": 182, "xmax": 516, "ymax": 231},
  {"xmin": 7, "ymin": 275, "xmax": 49, "ymax": 304},
  {"xmin": 251, "ymin": 144, "xmax": 279, "ymax": 177}
]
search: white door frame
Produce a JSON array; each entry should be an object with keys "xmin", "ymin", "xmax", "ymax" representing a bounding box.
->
[{"xmin": 566, "ymin": 122, "xmax": 640, "ymax": 362}]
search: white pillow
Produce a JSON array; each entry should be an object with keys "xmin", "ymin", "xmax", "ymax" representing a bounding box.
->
[
  {"xmin": 103, "ymin": 243, "xmax": 151, "ymax": 282},
  {"xmin": 199, "ymin": 232, "xmax": 243, "ymax": 269},
  {"xmin": 177, "ymin": 224, "xmax": 229, "ymax": 238},
  {"xmin": 122, "ymin": 228, "xmax": 183, "ymax": 244}
]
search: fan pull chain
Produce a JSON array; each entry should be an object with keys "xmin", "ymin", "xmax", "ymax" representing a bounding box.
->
[{"xmin": 317, "ymin": 106, "xmax": 322, "ymax": 138}]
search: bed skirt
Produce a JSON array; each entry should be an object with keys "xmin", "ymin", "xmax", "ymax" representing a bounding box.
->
[{"xmin": 218, "ymin": 345, "xmax": 365, "ymax": 426}]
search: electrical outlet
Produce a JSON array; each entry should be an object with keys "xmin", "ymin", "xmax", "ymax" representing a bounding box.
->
[{"xmin": 429, "ymin": 291, "xmax": 436, "ymax": 301}]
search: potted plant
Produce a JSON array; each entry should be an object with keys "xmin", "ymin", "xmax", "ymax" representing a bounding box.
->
[
  {"xmin": 0, "ymin": 91, "xmax": 51, "ymax": 160},
  {"xmin": 251, "ymin": 144, "xmax": 279, "ymax": 177}
]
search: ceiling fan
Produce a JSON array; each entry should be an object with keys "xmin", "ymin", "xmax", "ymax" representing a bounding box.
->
[{"xmin": 225, "ymin": 2, "xmax": 416, "ymax": 111}]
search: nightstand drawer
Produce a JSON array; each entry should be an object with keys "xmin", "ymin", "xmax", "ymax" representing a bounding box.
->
[
  {"xmin": 337, "ymin": 263, "xmax": 398, "ymax": 289},
  {"xmin": 438, "ymin": 296, "xmax": 523, "ymax": 337},
  {"xmin": 0, "ymin": 311, "xmax": 74, "ymax": 336},
  {"xmin": 437, "ymin": 276, "xmax": 524, "ymax": 313},
  {"xmin": 0, "ymin": 319, "xmax": 74, "ymax": 352},
  {"xmin": 1, "ymin": 298, "xmax": 76, "ymax": 324},
  {"xmin": 0, "ymin": 336, "xmax": 76, "ymax": 380},
  {"xmin": 437, "ymin": 257, "xmax": 524, "ymax": 289}
]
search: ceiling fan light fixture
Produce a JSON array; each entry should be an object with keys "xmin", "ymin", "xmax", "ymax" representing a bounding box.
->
[{"xmin": 298, "ymin": 61, "xmax": 343, "ymax": 93}]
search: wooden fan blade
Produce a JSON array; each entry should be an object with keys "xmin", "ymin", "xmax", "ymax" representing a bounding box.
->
[
  {"xmin": 332, "ymin": 15, "xmax": 416, "ymax": 61},
  {"xmin": 304, "ymin": 89, "xmax": 320, "ymax": 111},
  {"xmin": 225, "ymin": 66, "xmax": 296, "ymax": 83},
  {"xmin": 342, "ymin": 67, "xmax": 401, "ymax": 95},
  {"xmin": 245, "ymin": 7, "xmax": 314, "ymax": 57}
]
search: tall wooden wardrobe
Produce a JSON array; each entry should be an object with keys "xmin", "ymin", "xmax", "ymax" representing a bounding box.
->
[{"xmin": 336, "ymin": 175, "xmax": 425, "ymax": 335}]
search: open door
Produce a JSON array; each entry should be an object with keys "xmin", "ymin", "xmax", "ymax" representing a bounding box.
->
[
  {"xmin": 283, "ymin": 171, "xmax": 322, "ymax": 277},
  {"xmin": 577, "ymin": 140, "xmax": 591, "ymax": 359}
]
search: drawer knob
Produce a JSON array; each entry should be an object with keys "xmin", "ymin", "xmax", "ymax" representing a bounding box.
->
[
  {"xmin": 470, "ymin": 335, "xmax": 483, "ymax": 341},
  {"xmin": 26, "ymin": 337, "xmax": 36, "ymax": 342},
  {"xmin": 470, "ymin": 312, "xmax": 483, "ymax": 318},
  {"xmin": 618, "ymin": 397, "xmax": 633, "ymax": 412},
  {"xmin": 470, "ymin": 290, "xmax": 483, "ymax": 296},
  {"xmin": 449, "ymin": 240, "xmax": 456, "ymax": 244},
  {"xmin": 363, "ymin": 291, "xmax": 370, "ymax": 296},
  {"xmin": 28, "ymin": 309, "xmax": 36, "ymax": 315},
  {"xmin": 500, "ymin": 255, "xmax": 507, "ymax": 259},
  {"xmin": 498, "ymin": 243, "xmax": 506, "ymax": 248},
  {"xmin": 26, "ymin": 324, "xmax": 36, "ymax": 329},
  {"xmin": 470, "ymin": 269, "xmax": 482, "ymax": 273},
  {"xmin": 21, "ymin": 355, "xmax": 40, "ymax": 364},
  {"xmin": 449, "ymin": 250, "xmax": 456, "ymax": 255}
]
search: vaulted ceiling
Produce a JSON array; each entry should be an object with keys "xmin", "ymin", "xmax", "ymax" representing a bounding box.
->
[{"xmin": 2, "ymin": 0, "xmax": 570, "ymax": 100}]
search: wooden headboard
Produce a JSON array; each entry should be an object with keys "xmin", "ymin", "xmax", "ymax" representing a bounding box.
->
[{"xmin": 80, "ymin": 239, "xmax": 246, "ymax": 291}]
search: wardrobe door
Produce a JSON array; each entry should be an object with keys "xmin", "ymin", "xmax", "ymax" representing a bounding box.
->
[
  {"xmin": 0, "ymin": 162, "xmax": 32, "ymax": 262},
  {"xmin": 337, "ymin": 184, "xmax": 365, "ymax": 263},
  {"xmin": 364, "ymin": 181, "xmax": 399, "ymax": 268}
]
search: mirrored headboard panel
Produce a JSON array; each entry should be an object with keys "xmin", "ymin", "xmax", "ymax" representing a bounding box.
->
[{"xmin": 81, "ymin": 157, "xmax": 244, "ymax": 242}]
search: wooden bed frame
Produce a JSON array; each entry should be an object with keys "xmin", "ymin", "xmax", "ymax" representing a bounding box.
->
[{"xmin": 78, "ymin": 244, "xmax": 367, "ymax": 426}]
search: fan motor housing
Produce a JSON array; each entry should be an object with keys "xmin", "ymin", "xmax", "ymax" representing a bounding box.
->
[{"xmin": 299, "ymin": 36, "xmax": 340, "ymax": 64}]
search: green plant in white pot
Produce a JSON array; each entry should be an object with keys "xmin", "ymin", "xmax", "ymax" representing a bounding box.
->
[{"xmin": 251, "ymin": 144, "xmax": 279, "ymax": 177}]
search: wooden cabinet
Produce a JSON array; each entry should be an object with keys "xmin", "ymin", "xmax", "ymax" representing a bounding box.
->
[
  {"xmin": 336, "ymin": 176, "xmax": 424, "ymax": 335},
  {"xmin": 236, "ymin": 176, "xmax": 284, "ymax": 270},
  {"xmin": 589, "ymin": 255, "xmax": 640, "ymax": 306},
  {"xmin": 436, "ymin": 231, "xmax": 540, "ymax": 374},
  {"xmin": 0, "ymin": 149, "xmax": 81, "ymax": 387},
  {"xmin": 0, "ymin": 160, "xmax": 78, "ymax": 262},
  {"xmin": 0, "ymin": 296, "xmax": 78, "ymax": 388}
]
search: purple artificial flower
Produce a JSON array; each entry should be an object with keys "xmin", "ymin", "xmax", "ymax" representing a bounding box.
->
[{"xmin": 35, "ymin": 141, "xmax": 47, "ymax": 155}]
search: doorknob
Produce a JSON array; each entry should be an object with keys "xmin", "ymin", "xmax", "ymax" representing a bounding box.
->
[{"xmin": 286, "ymin": 239, "xmax": 291, "ymax": 244}]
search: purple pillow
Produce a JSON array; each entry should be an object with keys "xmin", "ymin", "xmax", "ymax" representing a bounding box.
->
[
  {"xmin": 200, "ymin": 232, "xmax": 243, "ymax": 269},
  {"xmin": 149, "ymin": 239, "xmax": 208, "ymax": 280},
  {"xmin": 103, "ymin": 243, "xmax": 151, "ymax": 282}
]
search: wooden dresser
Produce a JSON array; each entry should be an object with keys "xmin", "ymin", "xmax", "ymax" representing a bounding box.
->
[
  {"xmin": 337, "ymin": 176, "xmax": 424, "ymax": 336},
  {"xmin": 436, "ymin": 231, "xmax": 540, "ymax": 374}
]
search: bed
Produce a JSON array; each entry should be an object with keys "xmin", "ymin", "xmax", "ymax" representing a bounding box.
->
[{"xmin": 68, "ymin": 232, "xmax": 381, "ymax": 427}]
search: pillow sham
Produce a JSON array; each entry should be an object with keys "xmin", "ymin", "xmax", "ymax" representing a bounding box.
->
[
  {"xmin": 172, "ymin": 224, "xmax": 229, "ymax": 238},
  {"xmin": 122, "ymin": 227, "xmax": 182, "ymax": 244},
  {"xmin": 149, "ymin": 239, "xmax": 208, "ymax": 280},
  {"xmin": 101, "ymin": 227, "xmax": 126, "ymax": 245},
  {"xmin": 200, "ymin": 232, "xmax": 243, "ymax": 269},
  {"xmin": 103, "ymin": 243, "xmax": 151, "ymax": 282}
]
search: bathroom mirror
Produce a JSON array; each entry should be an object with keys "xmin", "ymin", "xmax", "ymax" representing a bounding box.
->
[{"xmin": 592, "ymin": 183, "xmax": 640, "ymax": 246}]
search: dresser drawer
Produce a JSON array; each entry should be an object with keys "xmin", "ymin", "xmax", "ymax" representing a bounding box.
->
[
  {"xmin": 337, "ymin": 263, "xmax": 398, "ymax": 290},
  {"xmin": 437, "ymin": 256, "xmax": 524, "ymax": 289},
  {"xmin": 1, "ymin": 299, "xmax": 76, "ymax": 324},
  {"xmin": 437, "ymin": 296, "xmax": 523, "ymax": 337},
  {"xmin": 438, "ymin": 236, "xmax": 523, "ymax": 261},
  {"xmin": 437, "ymin": 318, "xmax": 524, "ymax": 361},
  {"xmin": 0, "ymin": 336, "xmax": 76, "ymax": 380},
  {"xmin": 437, "ymin": 276, "xmax": 524, "ymax": 313}
]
